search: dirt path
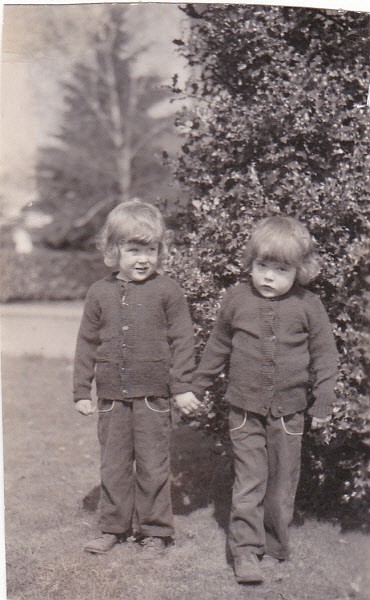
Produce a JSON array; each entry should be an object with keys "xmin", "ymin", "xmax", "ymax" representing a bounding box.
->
[{"xmin": 1, "ymin": 301, "xmax": 83, "ymax": 358}]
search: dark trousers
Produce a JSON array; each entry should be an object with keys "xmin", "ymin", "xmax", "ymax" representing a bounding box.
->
[
  {"xmin": 97, "ymin": 397, "xmax": 174, "ymax": 538},
  {"xmin": 228, "ymin": 407, "xmax": 304, "ymax": 560}
]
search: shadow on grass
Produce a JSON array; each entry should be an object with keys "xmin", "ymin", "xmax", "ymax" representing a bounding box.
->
[
  {"xmin": 171, "ymin": 426, "xmax": 233, "ymax": 531},
  {"xmin": 82, "ymin": 424, "xmax": 234, "ymax": 533}
]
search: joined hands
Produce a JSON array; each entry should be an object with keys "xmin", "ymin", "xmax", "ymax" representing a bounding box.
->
[{"xmin": 173, "ymin": 391, "xmax": 201, "ymax": 415}]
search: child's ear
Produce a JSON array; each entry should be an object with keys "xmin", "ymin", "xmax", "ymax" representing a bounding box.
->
[
  {"xmin": 104, "ymin": 257, "xmax": 116, "ymax": 267},
  {"xmin": 104, "ymin": 249, "xmax": 118, "ymax": 268}
]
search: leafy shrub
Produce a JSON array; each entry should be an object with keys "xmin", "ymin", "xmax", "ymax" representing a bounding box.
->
[
  {"xmin": 0, "ymin": 246, "xmax": 108, "ymax": 302},
  {"xmin": 168, "ymin": 5, "xmax": 370, "ymax": 529}
]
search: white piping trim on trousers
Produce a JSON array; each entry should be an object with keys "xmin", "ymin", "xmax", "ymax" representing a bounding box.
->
[
  {"xmin": 144, "ymin": 397, "xmax": 170, "ymax": 413},
  {"xmin": 281, "ymin": 416, "xmax": 303, "ymax": 436},
  {"xmin": 98, "ymin": 400, "xmax": 115, "ymax": 413},
  {"xmin": 229, "ymin": 411, "xmax": 247, "ymax": 432}
]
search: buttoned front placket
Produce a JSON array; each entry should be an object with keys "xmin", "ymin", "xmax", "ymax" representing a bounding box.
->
[
  {"xmin": 118, "ymin": 280, "xmax": 131, "ymax": 400},
  {"xmin": 259, "ymin": 299, "xmax": 277, "ymax": 416}
]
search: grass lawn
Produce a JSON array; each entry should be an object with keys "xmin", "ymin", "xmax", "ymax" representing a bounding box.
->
[{"xmin": 2, "ymin": 355, "xmax": 370, "ymax": 600}]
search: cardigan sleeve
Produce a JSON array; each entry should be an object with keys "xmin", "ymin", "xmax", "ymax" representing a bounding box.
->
[
  {"xmin": 165, "ymin": 283, "xmax": 196, "ymax": 395},
  {"xmin": 192, "ymin": 293, "xmax": 233, "ymax": 398},
  {"xmin": 73, "ymin": 288, "xmax": 101, "ymax": 401},
  {"xmin": 307, "ymin": 295, "xmax": 339, "ymax": 418}
]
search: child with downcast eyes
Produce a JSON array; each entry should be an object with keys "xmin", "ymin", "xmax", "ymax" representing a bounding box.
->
[
  {"xmin": 73, "ymin": 199, "xmax": 199, "ymax": 557},
  {"xmin": 192, "ymin": 215, "xmax": 338, "ymax": 584}
]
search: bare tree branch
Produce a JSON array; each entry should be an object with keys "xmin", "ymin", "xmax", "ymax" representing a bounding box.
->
[
  {"xmin": 73, "ymin": 197, "xmax": 117, "ymax": 228},
  {"xmin": 79, "ymin": 90, "xmax": 113, "ymax": 137},
  {"xmin": 100, "ymin": 23, "xmax": 125, "ymax": 149},
  {"xmin": 131, "ymin": 121, "xmax": 170, "ymax": 158}
]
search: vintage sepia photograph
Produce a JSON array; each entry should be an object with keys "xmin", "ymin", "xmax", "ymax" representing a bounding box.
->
[{"xmin": 1, "ymin": 2, "xmax": 369, "ymax": 599}]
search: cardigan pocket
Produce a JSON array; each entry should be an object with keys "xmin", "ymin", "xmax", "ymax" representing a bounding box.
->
[
  {"xmin": 138, "ymin": 358, "xmax": 169, "ymax": 379},
  {"xmin": 95, "ymin": 359, "xmax": 119, "ymax": 382},
  {"xmin": 284, "ymin": 321, "xmax": 309, "ymax": 346},
  {"xmin": 286, "ymin": 321, "xmax": 306, "ymax": 334}
]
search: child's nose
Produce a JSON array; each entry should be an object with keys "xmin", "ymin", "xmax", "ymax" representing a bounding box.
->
[{"xmin": 265, "ymin": 270, "xmax": 275, "ymax": 281}]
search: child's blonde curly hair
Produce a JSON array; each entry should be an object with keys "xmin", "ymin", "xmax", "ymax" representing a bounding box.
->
[
  {"xmin": 96, "ymin": 198, "xmax": 169, "ymax": 268},
  {"xmin": 243, "ymin": 215, "xmax": 320, "ymax": 285}
]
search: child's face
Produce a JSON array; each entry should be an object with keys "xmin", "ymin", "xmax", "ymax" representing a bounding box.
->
[
  {"xmin": 251, "ymin": 258, "xmax": 297, "ymax": 298},
  {"xmin": 117, "ymin": 241, "xmax": 159, "ymax": 282}
]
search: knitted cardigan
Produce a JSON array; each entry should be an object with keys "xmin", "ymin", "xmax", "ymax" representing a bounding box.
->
[
  {"xmin": 192, "ymin": 280, "xmax": 338, "ymax": 419},
  {"xmin": 73, "ymin": 272, "xmax": 195, "ymax": 401}
]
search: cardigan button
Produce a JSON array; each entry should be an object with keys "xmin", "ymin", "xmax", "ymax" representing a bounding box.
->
[
  {"xmin": 278, "ymin": 406, "xmax": 283, "ymax": 413},
  {"xmin": 122, "ymin": 325, "xmax": 129, "ymax": 331}
]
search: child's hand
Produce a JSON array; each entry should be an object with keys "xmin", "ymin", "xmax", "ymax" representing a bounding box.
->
[
  {"xmin": 311, "ymin": 415, "xmax": 331, "ymax": 430},
  {"xmin": 173, "ymin": 392, "xmax": 201, "ymax": 415},
  {"xmin": 75, "ymin": 399, "xmax": 96, "ymax": 416}
]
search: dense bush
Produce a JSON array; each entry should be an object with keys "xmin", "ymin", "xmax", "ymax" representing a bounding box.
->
[
  {"xmin": 0, "ymin": 246, "xmax": 108, "ymax": 302},
  {"xmin": 168, "ymin": 5, "xmax": 370, "ymax": 528}
]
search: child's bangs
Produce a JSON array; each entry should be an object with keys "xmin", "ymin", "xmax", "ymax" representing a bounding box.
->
[
  {"xmin": 127, "ymin": 225, "xmax": 162, "ymax": 245},
  {"xmin": 256, "ymin": 235, "xmax": 304, "ymax": 266},
  {"xmin": 116, "ymin": 217, "xmax": 163, "ymax": 246}
]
